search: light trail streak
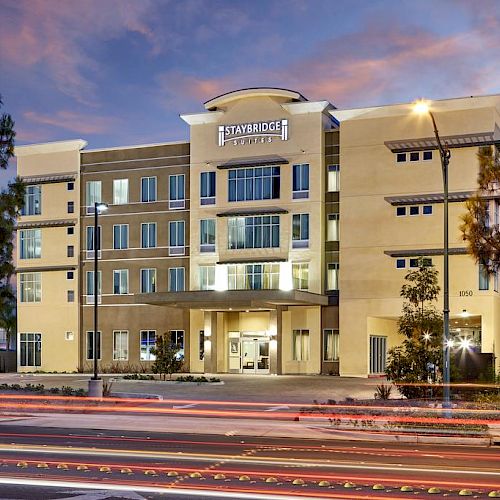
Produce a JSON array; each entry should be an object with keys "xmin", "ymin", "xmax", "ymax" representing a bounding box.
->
[
  {"xmin": 0, "ymin": 430, "xmax": 496, "ymax": 461},
  {"xmin": 0, "ymin": 400, "xmax": 497, "ymax": 426}
]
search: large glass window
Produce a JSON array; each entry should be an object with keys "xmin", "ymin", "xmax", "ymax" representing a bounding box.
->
[
  {"xmin": 169, "ymin": 267, "xmax": 185, "ymax": 292},
  {"xmin": 327, "ymin": 213, "xmax": 340, "ymax": 241},
  {"xmin": 141, "ymin": 176, "xmax": 157, "ymax": 202},
  {"xmin": 479, "ymin": 264, "xmax": 489, "ymax": 290},
  {"xmin": 200, "ymin": 171, "xmax": 216, "ymax": 205},
  {"xmin": 19, "ymin": 273, "xmax": 41, "ymax": 303},
  {"xmin": 19, "ymin": 229, "xmax": 41, "ymax": 259},
  {"xmin": 200, "ymin": 219, "xmax": 216, "ymax": 252},
  {"xmin": 169, "ymin": 174, "xmax": 185, "ymax": 208},
  {"xmin": 86, "ymin": 181, "xmax": 101, "ymax": 207},
  {"xmin": 141, "ymin": 222, "xmax": 157, "ymax": 248},
  {"xmin": 141, "ymin": 268, "xmax": 156, "ymax": 293},
  {"xmin": 169, "ymin": 330, "xmax": 184, "ymax": 359},
  {"xmin": 323, "ymin": 329, "xmax": 339, "ymax": 361},
  {"xmin": 140, "ymin": 330, "xmax": 156, "ymax": 360},
  {"xmin": 227, "ymin": 264, "xmax": 280, "ymax": 290},
  {"xmin": 86, "ymin": 331, "xmax": 101, "ymax": 360},
  {"xmin": 328, "ymin": 165, "xmax": 340, "ymax": 192},
  {"xmin": 21, "ymin": 186, "xmax": 42, "ymax": 216},
  {"xmin": 327, "ymin": 262, "xmax": 339, "ymax": 290},
  {"xmin": 292, "ymin": 214, "xmax": 309, "ymax": 248},
  {"xmin": 228, "ymin": 166, "xmax": 280, "ymax": 202},
  {"xmin": 113, "ymin": 269, "xmax": 128, "ymax": 295},
  {"xmin": 292, "ymin": 262, "xmax": 309, "ymax": 290},
  {"xmin": 113, "ymin": 331, "xmax": 128, "ymax": 360},
  {"xmin": 169, "ymin": 221, "xmax": 185, "ymax": 255},
  {"xmin": 113, "ymin": 224, "xmax": 128, "ymax": 250},
  {"xmin": 293, "ymin": 330, "xmax": 310, "ymax": 361},
  {"xmin": 113, "ymin": 179, "xmax": 129, "ymax": 205},
  {"xmin": 19, "ymin": 333, "xmax": 41, "ymax": 366},
  {"xmin": 228, "ymin": 216, "xmax": 279, "ymax": 249},
  {"xmin": 86, "ymin": 225, "xmax": 101, "ymax": 256},
  {"xmin": 86, "ymin": 270, "xmax": 102, "ymax": 296},
  {"xmin": 199, "ymin": 265, "xmax": 215, "ymax": 290},
  {"xmin": 292, "ymin": 164, "xmax": 309, "ymax": 199}
]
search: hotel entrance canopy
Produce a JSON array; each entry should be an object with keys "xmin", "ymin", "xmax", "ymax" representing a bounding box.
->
[{"xmin": 135, "ymin": 289, "xmax": 328, "ymax": 310}]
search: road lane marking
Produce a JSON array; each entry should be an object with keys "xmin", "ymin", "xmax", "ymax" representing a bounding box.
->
[
  {"xmin": 173, "ymin": 404, "xmax": 198, "ymax": 409},
  {"xmin": 264, "ymin": 406, "xmax": 290, "ymax": 412}
]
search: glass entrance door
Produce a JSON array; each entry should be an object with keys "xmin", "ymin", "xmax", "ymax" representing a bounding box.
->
[{"xmin": 241, "ymin": 338, "xmax": 270, "ymax": 374}]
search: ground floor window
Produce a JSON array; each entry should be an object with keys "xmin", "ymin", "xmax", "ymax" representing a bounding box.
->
[
  {"xmin": 369, "ymin": 335, "xmax": 387, "ymax": 374},
  {"xmin": 86, "ymin": 331, "xmax": 101, "ymax": 360},
  {"xmin": 140, "ymin": 330, "xmax": 156, "ymax": 360},
  {"xmin": 323, "ymin": 329, "xmax": 339, "ymax": 361},
  {"xmin": 199, "ymin": 330, "xmax": 205, "ymax": 360},
  {"xmin": 169, "ymin": 330, "xmax": 184, "ymax": 359},
  {"xmin": 113, "ymin": 330, "xmax": 128, "ymax": 360},
  {"xmin": 292, "ymin": 329, "xmax": 310, "ymax": 361},
  {"xmin": 19, "ymin": 333, "xmax": 41, "ymax": 366}
]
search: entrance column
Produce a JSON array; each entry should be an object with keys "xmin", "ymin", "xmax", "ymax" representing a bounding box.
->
[
  {"xmin": 203, "ymin": 311, "xmax": 218, "ymax": 374},
  {"xmin": 270, "ymin": 306, "xmax": 283, "ymax": 375}
]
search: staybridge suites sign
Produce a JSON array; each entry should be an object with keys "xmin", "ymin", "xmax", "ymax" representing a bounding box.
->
[{"xmin": 218, "ymin": 119, "xmax": 289, "ymax": 146}]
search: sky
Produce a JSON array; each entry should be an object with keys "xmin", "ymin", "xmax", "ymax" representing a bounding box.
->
[{"xmin": 1, "ymin": 0, "xmax": 499, "ymax": 187}]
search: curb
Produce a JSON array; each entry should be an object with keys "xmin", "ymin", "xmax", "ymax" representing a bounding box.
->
[
  {"xmin": 110, "ymin": 392, "xmax": 163, "ymax": 400},
  {"xmin": 113, "ymin": 379, "xmax": 224, "ymax": 385}
]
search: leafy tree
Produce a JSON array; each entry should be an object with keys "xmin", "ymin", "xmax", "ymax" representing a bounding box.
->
[
  {"xmin": 0, "ymin": 96, "xmax": 25, "ymax": 339},
  {"xmin": 150, "ymin": 334, "xmax": 183, "ymax": 380},
  {"xmin": 460, "ymin": 145, "xmax": 500, "ymax": 273},
  {"xmin": 386, "ymin": 260, "xmax": 443, "ymax": 398},
  {"xmin": 0, "ymin": 294, "xmax": 16, "ymax": 349}
]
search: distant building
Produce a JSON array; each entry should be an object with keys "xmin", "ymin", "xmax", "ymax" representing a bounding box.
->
[{"xmin": 15, "ymin": 88, "xmax": 500, "ymax": 376}]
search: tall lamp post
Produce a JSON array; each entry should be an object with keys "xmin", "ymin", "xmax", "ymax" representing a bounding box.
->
[
  {"xmin": 88, "ymin": 201, "xmax": 108, "ymax": 398},
  {"xmin": 414, "ymin": 100, "xmax": 451, "ymax": 409}
]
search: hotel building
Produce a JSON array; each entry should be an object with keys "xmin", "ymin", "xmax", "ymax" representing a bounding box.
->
[{"xmin": 15, "ymin": 88, "xmax": 500, "ymax": 376}]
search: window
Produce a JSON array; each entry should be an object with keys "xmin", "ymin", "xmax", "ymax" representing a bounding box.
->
[
  {"xmin": 21, "ymin": 185, "xmax": 41, "ymax": 216},
  {"xmin": 409, "ymin": 206, "xmax": 419, "ymax": 216},
  {"xmin": 169, "ymin": 221, "xmax": 185, "ymax": 255},
  {"xmin": 67, "ymin": 271, "xmax": 74, "ymax": 280},
  {"xmin": 327, "ymin": 262, "xmax": 339, "ymax": 290},
  {"xmin": 370, "ymin": 336, "xmax": 387, "ymax": 374},
  {"xmin": 228, "ymin": 263, "xmax": 280, "ymax": 290},
  {"xmin": 141, "ymin": 268, "xmax": 156, "ymax": 293},
  {"xmin": 396, "ymin": 259, "xmax": 406, "ymax": 269},
  {"xmin": 327, "ymin": 165, "xmax": 340, "ymax": 192},
  {"xmin": 396, "ymin": 153, "xmax": 407, "ymax": 163},
  {"xmin": 19, "ymin": 229, "xmax": 41, "ymax": 259},
  {"xmin": 423, "ymin": 151, "xmax": 433, "ymax": 161},
  {"xmin": 423, "ymin": 205, "xmax": 433, "ymax": 215},
  {"xmin": 113, "ymin": 224, "xmax": 128, "ymax": 250},
  {"xmin": 396, "ymin": 207, "xmax": 406, "ymax": 216},
  {"xmin": 199, "ymin": 330, "xmax": 205, "ymax": 360},
  {"xmin": 200, "ymin": 171, "xmax": 216, "ymax": 205},
  {"xmin": 19, "ymin": 273, "xmax": 41, "ymax": 302},
  {"xmin": 479, "ymin": 264, "xmax": 489, "ymax": 290},
  {"xmin": 113, "ymin": 269, "xmax": 128, "ymax": 295},
  {"xmin": 228, "ymin": 166, "xmax": 280, "ymax": 202},
  {"xmin": 67, "ymin": 182, "xmax": 74, "ymax": 191},
  {"xmin": 86, "ymin": 331, "xmax": 101, "ymax": 360},
  {"xmin": 169, "ymin": 267, "xmax": 185, "ymax": 292},
  {"xmin": 67, "ymin": 201, "xmax": 74, "ymax": 214},
  {"xmin": 327, "ymin": 213, "xmax": 339, "ymax": 241},
  {"xmin": 19, "ymin": 333, "xmax": 41, "ymax": 366},
  {"xmin": 323, "ymin": 329, "xmax": 339, "ymax": 361},
  {"xmin": 67, "ymin": 290, "xmax": 74, "ymax": 302},
  {"xmin": 65, "ymin": 332, "xmax": 74, "ymax": 341},
  {"xmin": 228, "ymin": 216, "xmax": 279, "ymax": 249},
  {"xmin": 292, "ymin": 163, "xmax": 309, "ymax": 199},
  {"xmin": 199, "ymin": 265, "xmax": 215, "ymax": 290},
  {"xmin": 86, "ymin": 271, "xmax": 102, "ymax": 296},
  {"xmin": 292, "ymin": 262, "xmax": 309, "ymax": 290},
  {"xmin": 113, "ymin": 331, "xmax": 128, "ymax": 360},
  {"xmin": 169, "ymin": 330, "xmax": 184, "ymax": 359},
  {"xmin": 140, "ymin": 330, "xmax": 156, "ymax": 360},
  {"xmin": 85, "ymin": 181, "xmax": 101, "ymax": 207},
  {"xmin": 113, "ymin": 179, "xmax": 129, "ymax": 205},
  {"xmin": 141, "ymin": 176, "xmax": 156, "ymax": 202},
  {"xmin": 169, "ymin": 174, "xmax": 185, "ymax": 209},
  {"xmin": 409, "ymin": 152, "xmax": 420, "ymax": 162},
  {"xmin": 200, "ymin": 219, "xmax": 216, "ymax": 252},
  {"xmin": 86, "ymin": 226, "xmax": 101, "ymax": 258},
  {"xmin": 293, "ymin": 329, "xmax": 310, "ymax": 361},
  {"xmin": 67, "ymin": 245, "xmax": 74, "ymax": 257},
  {"xmin": 409, "ymin": 258, "xmax": 432, "ymax": 268},
  {"xmin": 141, "ymin": 222, "xmax": 157, "ymax": 248},
  {"xmin": 67, "ymin": 227, "xmax": 74, "ymax": 235},
  {"xmin": 292, "ymin": 214, "xmax": 309, "ymax": 248}
]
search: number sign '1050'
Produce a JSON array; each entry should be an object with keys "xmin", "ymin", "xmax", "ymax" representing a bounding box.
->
[{"xmin": 459, "ymin": 290, "xmax": 473, "ymax": 297}]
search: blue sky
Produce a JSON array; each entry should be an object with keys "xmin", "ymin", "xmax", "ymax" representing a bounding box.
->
[{"xmin": 1, "ymin": 0, "xmax": 499, "ymax": 186}]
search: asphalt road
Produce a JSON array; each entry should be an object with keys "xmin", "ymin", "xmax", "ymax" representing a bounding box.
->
[{"xmin": 0, "ymin": 424, "xmax": 498, "ymax": 499}]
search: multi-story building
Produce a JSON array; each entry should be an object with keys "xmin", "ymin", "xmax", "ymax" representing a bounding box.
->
[{"xmin": 15, "ymin": 88, "xmax": 500, "ymax": 376}]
